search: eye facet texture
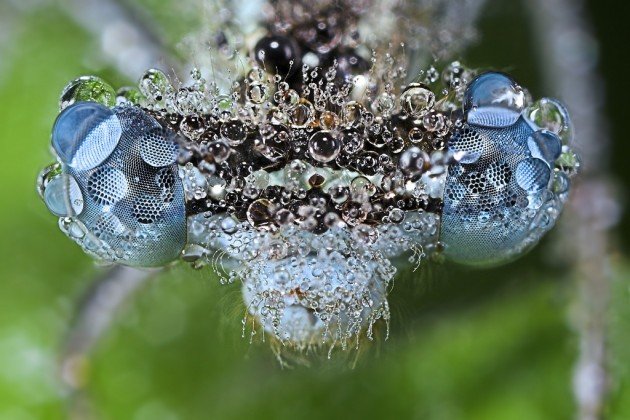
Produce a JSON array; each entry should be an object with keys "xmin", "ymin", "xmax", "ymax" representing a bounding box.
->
[
  {"xmin": 440, "ymin": 72, "xmax": 569, "ymax": 266},
  {"xmin": 46, "ymin": 102, "xmax": 186, "ymax": 267}
]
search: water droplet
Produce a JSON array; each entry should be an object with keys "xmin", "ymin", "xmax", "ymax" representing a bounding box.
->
[
  {"xmin": 526, "ymin": 97, "xmax": 572, "ymax": 144},
  {"xmin": 319, "ymin": 111, "xmax": 340, "ymax": 130},
  {"xmin": 399, "ymin": 147, "xmax": 429, "ymax": 178},
  {"xmin": 246, "ymin": 67, "xmax": 264, "ymax": 83},
  {"xmin": 341, "ymin": 128, "xmax": 364, "ymax": 154},
  {"xmin": 422, "ymin": 112, "xmax": 445, "ymax": 132},
  {"xmin": 464, "ymin": 72, "xmax": 525, "ymax": 128},
  {"xmin": 556, "ymin": 149, "xmax": 581, "ymax": 177},
  {"xmin": 176, "ymin": 87, "xmax": 205, "ymax": 115},
  {"xmin": 180, "ymin": 116, "xmax": 206, "ymax": 141},
  {"xmin": 552, "ymin": 171, "xmax": 571, "ymax": 195},
  {"xmin": 220, "ymin": 119, "xmax": 247, "ymax": 146},
  {"xmin": 350, "ymin": 176, "xmax": 376, "ymax": 198},
  {"xmin": 43, "ymin": 173, "xmax": 84, "ymax": 217},
  {"xmin": 289, "ymin": 99, "xmax": 315, "ymax": 127},
  {"xmin": 208, "ymin": 140, "xmax": 232, "ymax": 163},
  {"xmin": 220, "ymin": 216, "xmax": 238, "ymax": 234},
  {"xmin": 308, "ymin": 131, "xmax": 341, "ymax": 163},
  {"xmin": 527, "ymin": 130, "xmax": 562, "ymax": 163},
  {"xmin": 371, "ymin": 93, "xmax": 395, "ymax": 115},
  {"xmin": 400, "ymin": 83, "xmax": 435, "ymax": 117},
  {"xmin": 442, "ymin": 61, "xmax": 470, "ymax": 89},
  {"xmin": 342, "ymin": 101, "xmax": 365, "ymax": 127},
  {"xmin": 37, "ymin": 162, "xmax": 61, "ymax": 199},
  {"xmin": 60, "ymin": 76, "xmax": 116, "ymax": 109},
  {"xmin": 275, "ymin": 208, "xmax": 295, "ymax": 225},
  {"xmin": 52, "ymin": 102, "xmax": 122, "ymax": 170},
  {"xmin": 216, "ymin": 94, "xmax": 233, "ymax": 111},
  {"xmin": 254, "ymin": 35, "xmax": 301, "ymax": 77},
  {"xmin": 425, "ymin": 66, "xmax": 439, "ymax": 83},
  {"xmin": 329, "ymin": 186, "xmax": 349, "ymax": 204},
  {"xmin": 246, "ymin": 82, "xmax": 269, "ymax": 104},
  {"xmin": 138, "ymin": 69, "xmax": 172, "ymax": 106},
  {"xmin": 247, "ymin": 199, "xmax": 276, "ymax": 229},
  {"xmin": 515, "ymin": 158, "xmax": 551, "ymax": 192},
  {"xmin": 116, "ymin": 86, "xmax": 143, "ymax": 105},
  {"xmin": 182, "ymin": 244, "xmax": 207, "ymax": 262},
  {"xmin": 389, "ymin": 208, "xmax": 405, "ymax": 223},
  {"xmin": 274, "ymin": 89, "xmax": 299, "ymax": 109}
]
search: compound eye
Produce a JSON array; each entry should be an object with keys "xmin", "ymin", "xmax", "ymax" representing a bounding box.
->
[
  {"xmin": 441, "ymin": 72, "xmax": 569, "ymax": 267},
  {"xmin": 52, "ymin": 102, "xmax": 122, "ymax": 171},
  {"xmin": 43, "ymin": 105, "xmax": 186, "ymax": 267}
]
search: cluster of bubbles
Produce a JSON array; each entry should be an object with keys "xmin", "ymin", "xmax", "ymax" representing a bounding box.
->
[{"xmin": 38, "ymin": 0, "xmax": 580, "ymax": 354}]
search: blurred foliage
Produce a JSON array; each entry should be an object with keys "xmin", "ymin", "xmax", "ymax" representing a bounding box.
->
[{"xmin": 0, "ymin": 1, "xmax": 627, "ymax": 419}]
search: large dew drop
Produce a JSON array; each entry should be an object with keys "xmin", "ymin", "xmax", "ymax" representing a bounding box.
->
[
  {"xmin": 43, "ymin": 173, "xmax": 84, "ymax": 217},
  {"xmin": 59, "ymin": 76, "xmax": 116, "ymax": 110},
  {"xmin": 527, "ymin": 130, "xmax": 562, "ymax": 164},
  {"xmin": 464, "ymin": 72, "xmax": 526, "ymax": 128},
  {"xmin": 525, "ymin": 97, "xmax": 573, "ymax": 144}
]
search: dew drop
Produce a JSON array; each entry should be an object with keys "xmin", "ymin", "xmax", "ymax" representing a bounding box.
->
[
  {"xmin": 60, "ymin": 76, "xmax": 116, "ymax": 110},
  {"xmin": 308, "ymin": 131, "xmax": 342, "ymax": 163},
  {"xmin": 289, "ymin": 99, "xmax": 315, "ymax": 128},
  {"xmin": 138, "ymin": 69, "xmax": 172, "ymax": 106},
  {"xmin": 527, "ymin": 130, "xmax": 562, "ymax": 163},
  {"xmin": 399, "ymin": 147, "xmax": 429, "ymax": 178},
  {"xmin": 400, "ymin": 83, "xmax": 435, "ymax": 117},
  {"xmin": 43, "ymin": 173, "xmax": 84, "ymax": 217},
  {"xmin": 247, "ymin": 199, "xmax": 276, "ymax": 229},
  {"xmin": 220, "ymin": 119, "xmax": 248, "ymax": 146},
  {"xmin": 526, "ymin": 97, "xmax": 572, "ymax": 144}
]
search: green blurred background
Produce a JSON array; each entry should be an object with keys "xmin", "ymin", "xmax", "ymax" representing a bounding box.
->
[{"xmin": 0, "ymin": 0, "xmax": 628, "ymax": 419}]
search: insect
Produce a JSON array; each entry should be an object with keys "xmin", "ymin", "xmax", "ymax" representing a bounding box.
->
[{"xmin": 37, "ymin": 1, "xmax": 580, "ymax": 352}]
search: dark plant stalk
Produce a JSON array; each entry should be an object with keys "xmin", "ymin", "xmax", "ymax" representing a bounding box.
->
[
  {"xmin": 60, "ymin": 0, "xmax": 181, "ymax": 80},
  {"xmin": 529, "ymin": 0, "xmax": 618, "ymax": 418},
  {"xmin": 60, "ymin": 266, "xmax": 160, "ymax": 419}
]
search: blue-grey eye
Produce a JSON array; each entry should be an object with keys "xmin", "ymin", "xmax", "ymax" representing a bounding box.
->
[
  {"xmin": 440, "ymin": 72, "xmax": 568, "ymax": 267},
  {"xmin": 44, "ymin": 103, "xmax": 187, "ymax": 267}
]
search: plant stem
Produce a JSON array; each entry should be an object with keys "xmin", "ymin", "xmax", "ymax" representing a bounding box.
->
[{"xmin": 529, "ymin": 1, "xmax": 618, "ymax": 418}]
